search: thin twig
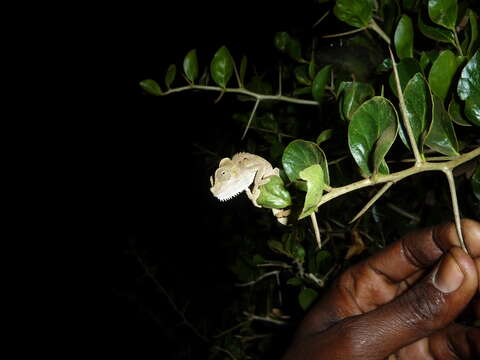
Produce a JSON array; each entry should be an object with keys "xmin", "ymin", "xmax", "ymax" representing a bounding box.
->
[
  {"xmin": 136, "ymin": 255, "xmax": 209, "ymax": 343},
  {"xmin": 389, "ymin": 47, "xmax": 423, "ymax": 166},
  {"xmin": 310, "ymin": 213, "xmax": 322, "ymax": 248},
  {"xmin": 235, "ymin": 270, "xmax": 280, "ymax": 287},
  {"xmin": 443, "ymin": 169, "xmax": 467, "ymax": 253},
  {"xmin": 349, "ymin": 182, "xmax": 394, "ymax": 223},
  {"xmin": 241, "ymin": 99, "xmax": 260, "ymax": 140}
]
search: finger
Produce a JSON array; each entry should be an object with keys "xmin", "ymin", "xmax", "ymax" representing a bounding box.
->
[
  {"xmin": 394, "ymin": 324, "xmax": 480, "ymax": 359},
  {"xmin": 293, "ymin": 220, "xmax": 480, "ymax": 337},
  {"xmin": 283, "ymin": 248, "xmax": 478, "ymax": 360},
  {"xmin": 330, "ymin": 247, "xmax": 478, "ymax": 359},
  {"xmin": 428, "ymin": 323, "xmax": 480, "ymax": 359},
  {"xmin": 366, "ymin": 219, "xmax": 480, "ymax": 284}
]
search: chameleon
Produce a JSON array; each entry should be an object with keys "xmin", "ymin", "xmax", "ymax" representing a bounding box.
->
[{"xmin": 210, "ymin": 152, "xmax": 290, "ymax": 224}]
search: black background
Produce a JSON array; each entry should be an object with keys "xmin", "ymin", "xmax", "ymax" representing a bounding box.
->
[{"xmin": 105, "ymin": 1, "xmax": 320, "ymax": 357}]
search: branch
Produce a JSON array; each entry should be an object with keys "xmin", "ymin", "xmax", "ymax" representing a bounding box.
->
[
  {"xmin": 160, "ymin": 84, "xmax": 318, "ymax": 106},
  {"xmin": 317, "ymin": 147, "xmax": 480, "ymax": 207}
]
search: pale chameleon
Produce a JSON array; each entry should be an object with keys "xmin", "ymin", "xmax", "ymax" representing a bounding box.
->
[{"xmin": 210, "ymin": 152, "xmax": 290, "ymax": 224}]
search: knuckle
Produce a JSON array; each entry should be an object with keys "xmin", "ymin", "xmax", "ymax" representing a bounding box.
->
[{"xmin": 396, "ymin": 282, "xmax": 446, "ymax": 331}]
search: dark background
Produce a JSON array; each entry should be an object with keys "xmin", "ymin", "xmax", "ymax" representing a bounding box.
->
[{"xmin": 107, "ymin": 1, "xmax": 321, "ymax": 357}]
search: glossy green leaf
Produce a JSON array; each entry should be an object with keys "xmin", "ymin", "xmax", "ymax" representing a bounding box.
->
[
  {"xmin": 316, "ymin": 129, "xmax": 333, "ymax": 144},
  {"xmin": 467, "ymin": 9, "xmax": 479, "ymax": 57},
  {"xmin": 256, "ymin": 175, "xmax": 292, "ymax": 209},
  {"xmin": 428, "ymin": 50, "xmax": 463, "ymax": 101},
  {"xmin": 298, "ymin": 288, "xmax": 319, "ymax": 310},
  {"xmin": 339, "ymin": 82, "xmax": 375, "ymax": 121},
  {"xmin": 348, "ymin": 97, "xmax": 399, "ymax": 177},
  {"xmin": 210, "ymin": 46, "xmax": 234, "ymax": 88},
  {"xmin": 418, "ymin": 11, "xmax": 455, "ymax": 44},
  {"xmin": 139, "ymin": 79, "xmax": 162, "ymax": 96},
  {"xmin": 282, "ymin": 140, "xmax": 330, "ymax": 186},
  {"xmin": 388, "ymin": 58, "xmax": 422, "ymax": 97},
  {"xmin": 402, "ymin": 73, "xmax": 430, "ymax": 152},
  {"xmin": 425, "ymin": 94, "xmax": 459, "ymax": 156},
  {"xmin": 183, "ymin": 49, "xmax": 198, "ymax": 83},
  {"xmin": 448, "ymin": 97, "xmax": 472, "ymax": 126},
  {"xmin": 298, "ymin": 165, "xmax": 324, "ymax": 219},
  {"xmin": 428, "ymin": 0, "xmax": 457, "ymax": 31},
  {"xmin": 165, "ymin": 64, "xmax": 176, "ymax": 89},
  {"xmin": 457, "ymin": 51, "xmax": 480, "ymax": 100},
  {"xmin": 394, "ymin": 14, "xmax": 414, "ymax": 59},
  {"xmin": 464, "ymin": 95, "xmax": 480, "ymax": 126},
  {"xmin": 333, "ymin": 0, "xmax": 374, "ymax": 28},
  {"xmin": 295, "ymin": 65, "xmax": 311, "ymax": 86},
  {"xmin": 312, "ymin": 65, "xmax": 332, "ymax": 103},
  {"xmin": 472, "ymin": 165, "xmax": 480, "ymax": 201}
]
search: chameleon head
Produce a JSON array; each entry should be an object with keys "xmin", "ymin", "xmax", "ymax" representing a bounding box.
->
[{"xmin": 210, "ymin": 157, "xmax": 256, "ymax": 201}]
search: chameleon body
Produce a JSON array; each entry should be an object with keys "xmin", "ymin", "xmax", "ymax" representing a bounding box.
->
[{"xmin": 210, "ymin": 152, "xmax": 290, "ymax": 224}]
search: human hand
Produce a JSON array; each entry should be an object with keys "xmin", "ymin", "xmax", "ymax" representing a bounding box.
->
[{"xmin": 282, "ymin": 220, "xmax": 480, "ymax": 359}]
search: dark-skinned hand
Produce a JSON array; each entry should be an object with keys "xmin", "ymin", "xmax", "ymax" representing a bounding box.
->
[{"xmin": 282, "ymin": 219, "xmax": 480, "ymax": 359}]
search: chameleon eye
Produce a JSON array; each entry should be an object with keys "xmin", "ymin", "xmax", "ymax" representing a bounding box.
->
[{"xmin": 216, "ymin": 168, "xmax": 231, "ymax": 180}]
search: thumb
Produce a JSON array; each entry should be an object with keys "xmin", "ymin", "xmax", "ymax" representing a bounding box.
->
[{"xmin": 342, "ymin": 246, "xmax": 478, "ymax": 359}]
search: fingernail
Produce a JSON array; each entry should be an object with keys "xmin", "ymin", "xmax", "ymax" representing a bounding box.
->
[{"xmin": 433, "ymin": 254, "xmax": 464, "ymax": 293}]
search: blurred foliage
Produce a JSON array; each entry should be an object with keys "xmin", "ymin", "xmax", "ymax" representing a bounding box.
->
[{"xmin": 138, "ymin": 0, "xmax": 479, "ymax": 358}]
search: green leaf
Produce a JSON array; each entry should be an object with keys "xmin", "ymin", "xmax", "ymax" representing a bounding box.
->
[
  {"xmin": 472, "ymin": 165, "xmax": 480, "ymax": 201},
  {"xmin": 165, "ymin": 64, "xmax": 176, "ymax": 89},
  {"xmin": 394, "ymin": 14, "xmax": 414, "ymax": 59},
  {"xmin": 448, "ymin": 97, "xmax": 472, "ymax": 126},
  {"xmin": 295, "ymin": 65, "xmax": 311, "ymax": 86},
  {"xmin": 464, "ymin": 95, "xmax": 480, "ymax": 126},
  {"xmin": 298, "ymin": 165, "xmax": 324, "ymax": 219},
  {"xmin": 402, "ymin": 73, "xmax": 430, "ymax": 153},
  {"xmin": 287, "ymin": 277, "xmax": 303, "ymax": 286},
  {"xmin": 428, "ymin": 50, "xmax": 463, "ymax": 101},
  {"xmin": 316, "ymin": 129, "xmax": 333, "ymax": 144},
  {"xmin": 467, "ymin": 9, "xmax": 479, "ymax": 57},
  {"xmin": 274, "ymin": 32, "xmax": 290, "ymax": 53},
  {"xmin": 282, "ymin": 140, "xmax": 330, "ymax": 186},
  {"xmin": 210, "ymin": 46, "xmax": 234, "ymax": 88},
  {"xmin": 139, "ymin": 79, "xmax": 162, "ymax": 96},
  {"xmin": 183, "ymin": 49, "xmax": 199, "ymax": 83},
  {"xmin": 268, "ymin": 240, "xmax": 286, "ymax": 255},
  {"xmin": 348, "ymin": 97, "xmax": 399, "ymax": 177},
  {"xmin": 339, "ymin": 82, "xmax": 375, "ymax": 121},
  {"xmin": 418, "ymin": 11, "xmax": 455, "ymax": 44},
  {"xmin": 312, "ymin": 65, "xmax": 332, "ymax": 103},
  {"xmin": 388, "ymin": 58, "xmax": 422, "ymax": 97},
  {"xmin": 428, "ymin": 0, "xmax": 457, "ymax": 31},
  {"xmin": 333, "ymin": 0, "xmax": 374, "ymax": 28},
  {"xmin": 286, "ymin": 37, "xmax": 303, "ymax": 61},
  {"xmin": 298, "ymin": 288, "xmax": 319, "ymax": 310},
  {"xmin": 256, "ymin": 176, "xmax": 292, "ymax": 209},
  {"xmin": 457, "ymin": 51, "xmax": 480, "ymax": 101},
  {"xmin": 425, "ymin": 94, "xmax": 459, "ymax": 156}
]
